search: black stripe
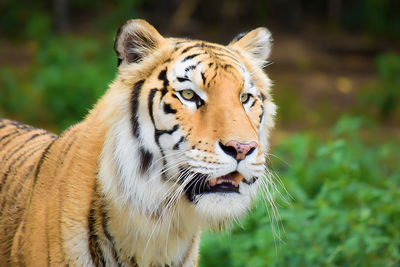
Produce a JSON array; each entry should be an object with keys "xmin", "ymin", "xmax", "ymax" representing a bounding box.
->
[
  {"xmin": 3, "ymin": 131, "xmax": 48, "ymax": 162},
  {"xmin": 148, "ymin": 89, "xmax": 158, "ymax": 126},
  {"xmin": 0, "ymin": 168, "xmax": 13, "ymax": 197},
  {"xmin": 171, "ymin": 94, "xmax": 180, "ymax": 100},
  {"xmin": 2, "ymin": 138, "xmax": 53, "ymax": 215},
  {"xmin": 207, "ymin": 72, "xmax": 218, "ymax": 88},
  {"xmin": 0, "ymin": 137, "xmax": 49, "ymax": 196},
  {"xmin": 208, "ymin": 45, "xmax": 239, "ymax": 58},
  {"xmin": 211, "ymin": 52, "xmax": 239, "ymax": 62},
  {"xmin": 148, "ymin": 88, "xmax": 168, "ymax": 159},
  {"xmin": 201, "ymin": 72, "xmax": 206, "ymax": 85},
  {"xmin": 173, "ymin": 136, "xmax": 184, "ymax": 150},
  {"xmin": 88, "ymin": 204, "xmax": 106, "ymax": 267},
  {"xmin": 55, "ymin": 135, "xmax": 77, "ymax": 170},
  {"xmin": 139, "ymin": 147, "xmax": 153, "ymax": 174},
  {"xmin": 0, "ymin": 146, "xmax": 47, "ymax": 217},
  {"xmin": 1, "ymin": 140, "xmax": 47, "ymax": 215},
  {"xmin": 0, "ymin": 124, "xmax": 5, "ymax": 130},
  {"xmin": 184, "ymin": 62, "xmax": 200, "ymax": 72},
  {"xmin": 221, "ymin": 64, "xmax": 235, "ymax": 70},
  {"xmin": 0, "ymin": 131, "xmax": 27, "ymax": 152},
  {"xmin": 100, "ymin": 206, "xmax": 121, "ymax": 266},
  {"xmin": 131, "ymin": 80, "xmax": 145, "ymax": 138},
  {"xmin": 0, "ymin": 130, "xmax": 19, "ymax": 143},
  {"xmin": 259, "ymin": 105, "xmax": 264, "ymax": 125},
  {"xmin": 158, "ymin": 68, "xmax": 169, "ymax": 100},
  {"xmin": 250, "ymin": 99, "xmax": 257, "ymax": 108},
  {"xmin": 155, "ymin": 125, "xmax": 179, "ymax": 142},
  {"xmin": 154, "ymin": 125, "xmax": 179, "ymax": 161},
  {"xmin": 10, "ymin": 120, "xmax": 37, "ymax": 131},
  {"xmin": 177, "ymin": 77, "xmax": 191, "ymax": 83},
  {"xmin": 174, "ymin": 40, "xmax": 188, "ymax": 45},
  {"xmin": 33, "ymin": 138, "xmax": 57, "ymax": 184},
  {"xmin": 181, "ymin": 44, "xmax": 201, "ymax": 54},
  {"xmin": 202, "ymin": 43, "xmax": 225, "ymax": 51},
  {"xmin": 158, "ymin": 68, "xmax": 169, "ymax": 88},
  {"xmin": 163, "ymin": 103, "xmax": 177, "ymax": 114},
  {"xmin": 182, "ymin": 53, "xmax": 201, "ymax": 62},
  {"xmin": 2, "ymin": 164, "xmax": 35, "ymax": 218},
  {"xmin": 160, "ymin": 87, "xmax": 168, "ymax": 98}
]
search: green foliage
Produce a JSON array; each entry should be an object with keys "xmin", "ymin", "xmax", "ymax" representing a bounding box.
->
[
  {"xmin": 0, "ymin": 1, "xmax": 51, "ymax": 40},
  {"xmin": 0, "ymin": 69, "xmax": 32, "ymax": 116},
  {"xmin": 0, "ymin": 35, "xmax": 116, "ymax": 130},
  {"xmin": 361, "ymin": 53, "xmax": 400, "ymax": 119},
  {"xmin": 200, "ymin": 116, "xmax": 400, "ymax": 266},
  {"xmin": 32, "ymin": 36, "xmax": 116, "ymax": 129}
]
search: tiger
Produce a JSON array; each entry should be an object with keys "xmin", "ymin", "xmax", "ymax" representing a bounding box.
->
[{"xmin": 0, "ymin": 19, "xmax": 276, "ymax": 266}]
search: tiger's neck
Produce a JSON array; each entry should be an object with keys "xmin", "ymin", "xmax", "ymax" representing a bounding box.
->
[
  {"xmin": 87, "ymin": 89, "xmax": 202, "ymax": 266},
  {"xmin": 88, "ymin": 183, "xmax": 201, "ymax": 266}
]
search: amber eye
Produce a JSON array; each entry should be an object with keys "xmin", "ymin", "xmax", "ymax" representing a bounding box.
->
[
  {"xmin": 181, "ymin": 89, "xmax": 195, "ymax": 100},
  {"xmin": 240, "ymin": 93, "xmax": 250, "ymax": 104}
]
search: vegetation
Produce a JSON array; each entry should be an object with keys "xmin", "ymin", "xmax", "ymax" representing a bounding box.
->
[
  {"xmin": 360, "ymin": 53, "xmax": 400, "ymax": 119},
  {"xmin": 0, "ymin": 36, "xmax": 114, "ymax": 130}
]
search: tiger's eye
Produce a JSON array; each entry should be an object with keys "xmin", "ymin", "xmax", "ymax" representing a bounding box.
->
[
  {"xmin": 240, "ymin": 93, "xmax": 249, "ymax": 103},
  {"xmin": 181, "ymin": 89, "xmax": 195, "ymax": 100}
]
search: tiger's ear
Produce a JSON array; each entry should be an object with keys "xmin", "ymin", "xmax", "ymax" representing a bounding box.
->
[
  {"xmin": 229, "ymin": 27, "xmax": 273, "ymax": 67},
  {"xmin": 114, "ymin": 19, "xmax": 165, "ymax": 66}
]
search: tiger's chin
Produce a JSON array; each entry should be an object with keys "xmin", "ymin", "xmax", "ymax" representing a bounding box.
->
[{"xmin": 186, "ymin": 172, "xmax": 260, "ymax": 228}]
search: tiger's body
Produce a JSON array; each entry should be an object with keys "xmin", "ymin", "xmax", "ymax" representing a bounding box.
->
[{"xmin": 0, "ymin": 20, "xmax": 276, "ymax": 266}]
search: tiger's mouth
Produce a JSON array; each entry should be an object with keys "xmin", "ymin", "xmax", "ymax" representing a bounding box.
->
[
  {"xmin": 183, "ymin": 171, "xmax": 245, "ymax": 201},
  {"xmin": 207, "ymin": 171, "xmax": 243, "ymax": 193}
]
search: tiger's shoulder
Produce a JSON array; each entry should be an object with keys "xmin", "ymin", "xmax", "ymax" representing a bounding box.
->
[
  {"xmin": 0, "ymin": 118, "xmax": 57, "ymax": 168},
  {"xmin": 0, "ymin": 118, "xmax": 57, "ymax": 262},
  {"xmin": 0, "ymin": 118, "xmax": 58, "ymax": 176}
]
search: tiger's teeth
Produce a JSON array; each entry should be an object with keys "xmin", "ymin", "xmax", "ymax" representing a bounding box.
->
[
  {"xmin": 232, "ymin": 172, "xmax": 243, "ymax": 187},
  {"xmin": 209, "ymin": 173, "xmax": 244, "ymax": 188},
  {"xmin": 209, "ymin": 178, "xmax": 217, "ymax": 187}
]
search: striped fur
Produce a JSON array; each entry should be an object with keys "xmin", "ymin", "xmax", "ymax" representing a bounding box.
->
[{"xmin": 0, "ymin": 20, "xmax": 276, "ymax": 266}]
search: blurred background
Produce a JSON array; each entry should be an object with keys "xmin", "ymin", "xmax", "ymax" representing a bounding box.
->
[{"xmin": 1, "ymin": 0, "xmax": 399, "ymax": 265}]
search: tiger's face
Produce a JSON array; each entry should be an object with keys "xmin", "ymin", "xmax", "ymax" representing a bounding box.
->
[{"xmin": 109, "ymin": 20, "xmax": 275, "ymax": 226}]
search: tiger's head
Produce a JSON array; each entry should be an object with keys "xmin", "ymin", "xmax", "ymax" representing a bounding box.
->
[{"xmin": 100, "ymin": 20, "xmax": 276, "ymax": 228}]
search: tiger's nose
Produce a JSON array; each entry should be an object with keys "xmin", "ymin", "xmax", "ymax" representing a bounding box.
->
[{"xmin": 219, "ymin": 140, "xmax": 258, "ymax": 162}]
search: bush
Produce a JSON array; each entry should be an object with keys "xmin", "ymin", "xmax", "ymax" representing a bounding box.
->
[
  {"xmin": 31, "ymin": 36, "xmax": 116, "ymax": 130},
  {"xmin": 200, "ymin": 116, "xmax": 400, "ymax": 266},
  {"xmin": 0, "ymin": 35, "xmax": 116, "ymax": 131},
  {"xmin": 361, "ymin": 53, "xmax": 400, "ymax": 120}
]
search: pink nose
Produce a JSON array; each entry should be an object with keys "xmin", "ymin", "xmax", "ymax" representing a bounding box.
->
[{"xmin": 220, "ymin": 140, "xmax": 258, "ymax": 161}]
